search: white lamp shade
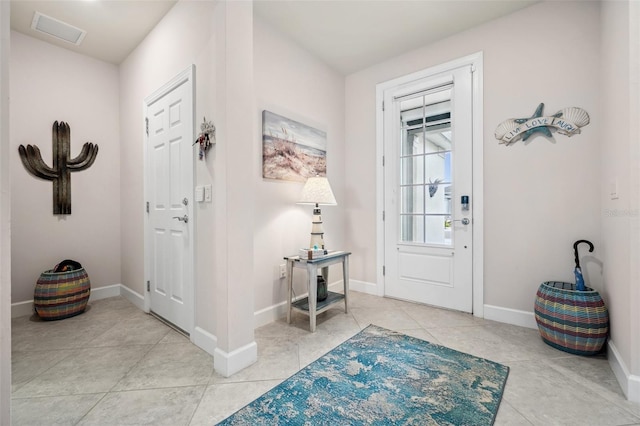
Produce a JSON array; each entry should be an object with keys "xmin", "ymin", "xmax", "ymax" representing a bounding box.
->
[{"xmin": 298, "ymin": 176, "xmax": 337, "ymax": 205}]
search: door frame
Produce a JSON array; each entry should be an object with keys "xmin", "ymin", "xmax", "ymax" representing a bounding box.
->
[
  {"xmin": 142, "ymin": 64, "xmax": 196, "ymax": 334},
  {"xmin": 376, "ymin": 52, "xmax": 484, "ymax": 316}
]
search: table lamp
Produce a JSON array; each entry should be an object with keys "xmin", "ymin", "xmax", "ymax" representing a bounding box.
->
[{"xmin": 298, "ymin": 176, "xmax": 337, "ymax": 251}]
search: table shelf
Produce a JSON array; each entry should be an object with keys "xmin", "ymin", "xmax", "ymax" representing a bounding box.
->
[{"xmin": 292, "ymin": 291, "xmax": 345, "ymax": 314}]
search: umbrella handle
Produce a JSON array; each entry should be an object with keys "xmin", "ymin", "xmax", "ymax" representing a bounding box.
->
[{"xmin": 573, "ymin": 239, "xmax": 594, "ymax": 269}]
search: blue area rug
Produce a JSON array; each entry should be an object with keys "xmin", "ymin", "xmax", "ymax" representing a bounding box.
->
[{"xmin": 217, "ymin": 325, "xmax": 509, "ymax": 425}]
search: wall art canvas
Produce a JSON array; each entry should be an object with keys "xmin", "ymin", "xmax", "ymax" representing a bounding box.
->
[{"xmin": 262, "ymin": 110, "xmax": 327, "ymax": 182}]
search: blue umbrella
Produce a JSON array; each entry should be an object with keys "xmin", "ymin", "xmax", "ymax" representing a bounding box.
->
[{"xmin": 573, "ymin": 240, "xmax": 594, "ymax": 291}]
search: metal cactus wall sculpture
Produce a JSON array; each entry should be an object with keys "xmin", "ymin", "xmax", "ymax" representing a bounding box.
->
[{"xmin": 19, "ymin": 121, "xmax": 98, "ymax": 215}]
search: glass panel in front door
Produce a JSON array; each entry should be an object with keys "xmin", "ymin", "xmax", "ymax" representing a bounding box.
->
[{"xmin": 399, "ymin": 95, "xmax": 452, "ymax": 246}]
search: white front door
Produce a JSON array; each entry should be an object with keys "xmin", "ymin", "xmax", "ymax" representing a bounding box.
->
[
  {"xmin": 383, "ymin": 64, "xmax": 475, "ymax": 312},
  {"xmin": 144, "ymin": 66, "xmax": 195, "ymax": 333}
]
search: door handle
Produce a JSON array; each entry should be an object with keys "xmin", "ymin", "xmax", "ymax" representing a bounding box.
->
[
  {"xmin": 453, "ymin": 218, "xmax": 470, "ymax": 225},
  {"xmin": 172, "ymin": 215, "xmax": 188, "ymax": 223}
]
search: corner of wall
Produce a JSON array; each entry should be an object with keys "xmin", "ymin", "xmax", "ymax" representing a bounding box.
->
[
  {"xmin": 214, "ymin": 340, "xmax": 257, "ymax": 378},
  {"xmin": 118, "ymin": 284, "xmax": 144, "ymax": 311},
  {"xmin": 349, "ymin": 279, "xmax": 380, "ymax": 296},
  {"xmin": 608, "ymin": 340, "xmax": 640, "ymax": 403},
  {"xmin": 0, "ymin": 1, "xmax": 11, "ymax": 423},
  {"xmin": 192, "ymin": 326, "xmax": 218, "ymax": 357}
]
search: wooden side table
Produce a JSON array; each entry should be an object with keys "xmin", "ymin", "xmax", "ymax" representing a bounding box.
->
[{"xmin": 284, "ymin": 251, "xmax": 351, "ymax": 332}]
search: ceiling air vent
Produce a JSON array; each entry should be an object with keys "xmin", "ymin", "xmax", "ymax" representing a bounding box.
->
[{"xmin": 31, "ymin": 12, "xmax": 87, "ymax": 46}]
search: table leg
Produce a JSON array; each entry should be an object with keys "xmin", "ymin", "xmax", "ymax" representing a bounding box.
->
[
  {"xmin": 321, "ymin": 266, "xmax": 329, "ymax": 284},
  {"xmin": 286, "ymin": 259, "xmax": 294, "ymax": 324},
  {"xmin": 343, "ymin": 256, "xmax": 349, "ymax": 314},
  {"xmin": 309, "ymin": 263, "xmax": 318, "ymax": 332}
]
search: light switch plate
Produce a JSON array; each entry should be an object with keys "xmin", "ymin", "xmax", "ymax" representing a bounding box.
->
[
  {"xmin": 610, "ymin": 179, "xmax": 619, "ymax": 200},
  {"xmin": 195, "ymin": 186, "xmax": 204, "ymax": 202}
]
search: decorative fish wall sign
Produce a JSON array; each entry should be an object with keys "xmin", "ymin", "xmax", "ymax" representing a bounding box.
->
[
  {"xmin": 495, "ymin": 103, "xmax": 590, "ymax": 145},
  {"xmin": 18, "ymin": 121, "xmax": 98, "ymax": 215}
]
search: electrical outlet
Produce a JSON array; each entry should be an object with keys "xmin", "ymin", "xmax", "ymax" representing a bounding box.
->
[{"xmin": 279, "ymin": 264, "xmax": 287, "ymax": 278}]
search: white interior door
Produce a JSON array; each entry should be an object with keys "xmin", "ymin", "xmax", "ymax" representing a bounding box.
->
[
  {"xmin": 144, "ymin": 66, "xmax": 195, "ymax": 333},
  {"xmin": 383, "ymin": 66, "xmax": 473, "ymax": 312}
]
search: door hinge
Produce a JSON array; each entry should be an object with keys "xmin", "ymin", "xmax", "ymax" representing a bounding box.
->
[
  {"xmin": 145, "ymin": 117, "xmax": 149, "ymax": 136},
  {"xmin": 382, "ymin": 210, "xmax": 385, "ymax": 221},
  {"xmin": 383, "ymin": 266, "xmax": 386, "ymax": 276},
  {"xmin": 382, "ymin": 156, "xmax": 385, "ymax": 167},
  {"xmin": 382, "ymin": 101, "xmax": 385, "ymax": 111},
  {"xmin": 146, "ymin": 201, "xmax": 149, "ymax": 213},
  {"xmin": 147, "ymin": 280, "xmax": 150, "ymax": 292},
  {"xmin": 470, "ymin": 64, "xmax": 476, "ymax": 73}
]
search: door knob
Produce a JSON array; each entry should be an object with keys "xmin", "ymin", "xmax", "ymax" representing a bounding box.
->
[
  {"xmin": 172, "ymin": 215, "xmax": 188, "ymax": 223},
  {"xmin": 453, "ymin": 218, "xmax": 470, "ymax": 225}
]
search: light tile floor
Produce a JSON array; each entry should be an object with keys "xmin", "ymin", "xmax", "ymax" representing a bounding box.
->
[{"xmin": 11, "ymin": 293, "xmax": 640, "ymax": 425}]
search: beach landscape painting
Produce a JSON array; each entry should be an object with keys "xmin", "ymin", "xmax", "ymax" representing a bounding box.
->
[{"xmin": 262, "ymin": 110, "xmax": 327, "ymax": 182}]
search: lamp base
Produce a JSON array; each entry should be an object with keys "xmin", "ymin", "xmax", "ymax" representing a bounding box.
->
[{"xmin": 309, "ymin": 206, "xmax": 325, "ymax": 250}]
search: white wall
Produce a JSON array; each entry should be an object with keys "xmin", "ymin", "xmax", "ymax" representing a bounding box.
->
[
  {"xmin": 119, "ymin": 0, "xmax": 216, "ymax": 307},
  {"xmin": 345, "ymin": 1, "xmax": 602, "ymax": 313},
  {"xmin": 0, "ymin": 1, "xmax": 11, "ymax": 421},
  {"xmin": 252, "ymin": 17, "xmax": 346, "ymax": 320},
  {"xmin": 10, "ymin": 32, "xmax": 121, "ymax": 303},
  {"xmin": 119, "ymin": 1, "xmax": 346, "ymax": 366},
  {"xmin": 119, "ymin": 0, "xmax": 257, "ymax": 374},
  {"xmin": 600, "ymin": 0, "xmax": 640, "ymax": 402},
  {"xmin": 631, "ymin": 0, "xmax": 640, "ymax": 398},
  {"xmin": 214, "ymin": 1, "xmax": 257, "ymax": 372},
  {"xmin": 119, "ymin": 0, "xmax": 219, "ymax": 333}
]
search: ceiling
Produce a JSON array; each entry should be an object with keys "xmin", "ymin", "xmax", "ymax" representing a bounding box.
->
[
  {"xmin": 253, "ymin": 0, "xmax": 539, "ymax": 74},
  {"xmin": 10, "ymin": 0, "xmax": 177, "ymax": 64},
  {"xmin": 10, "ymin": 0, "xmax": 539, "ymax": 74}
]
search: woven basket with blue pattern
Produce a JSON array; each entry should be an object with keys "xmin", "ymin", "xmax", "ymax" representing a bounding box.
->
[
  {"xmin": 534, "ymin": 281, "xmax": 608, "ymax": 356},
  {"xmin": 34, "ymin": 268, "xmax": 91, "ymax": 320}
]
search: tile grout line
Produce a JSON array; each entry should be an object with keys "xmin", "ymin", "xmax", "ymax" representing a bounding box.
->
[
  {"xmin": 191, "ymin": 343, "xmax": 218, "ymax": 422},
  {"xmin": 499, "ymin": 397, "xmax": 535, "ymax": 425},
  {"xmin": 76, "ymin": 314, "xmax": 173, "ymax": 423},
  {"xmin": 104, "ymin": 321, "xmax": 172, "ymax": 394},
  {"xmin": 186, "ymin": 385, "xmax": 209, "ymax": 426},
  {"xmin": 542, "ymin": 358, "xmax": 640, "ymax": 422},
  {"xmin": 73, "ymin": 392, "xmax": 109, "ymax": 426},
  {"xmin": 10, "ymin": 349, "xmax": 77, "ymax": 398}
]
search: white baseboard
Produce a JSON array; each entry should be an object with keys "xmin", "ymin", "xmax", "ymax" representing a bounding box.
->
[
  {"xmin": 253, "ymin": 281, "xmax": 345, "ymax": 329},
  {"xmin": 349, "ymin": 279, "xmax": 380, "ymax": 295},
  {"xmin": 254, "ymin": 300, "xmax": 288, "ymax": 329},
  {"xmin": 11, "ymin": 300, "xmax": 33, "ymax": 318},
  {"xmin": 90, "ymin": 284, "xmax": 122, "ymax": 301},
  {"xmin": 11, "ymin": 284, "xmax": 125, "ymax": 318},
  {"xmin": 608, "ymin": 340, "xmax": 640, "ymax": 403},
  {"xmin": 631, "ymin": 374, "xmax": 640, "ymax": 404},
  {"xmin": 214, "ymin": 340, "xmax": 258, "ymax": 377},
  {"xmin": 483, "ymin": 304, "xmax": 537, "ymax": 329},
  {"xmin": 192, "ymin": 326, "xmax": 218, "ymax": 357},
  {"xmin": 118, "ymin": 285, "xmax": 145, "ymax": 311}
]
